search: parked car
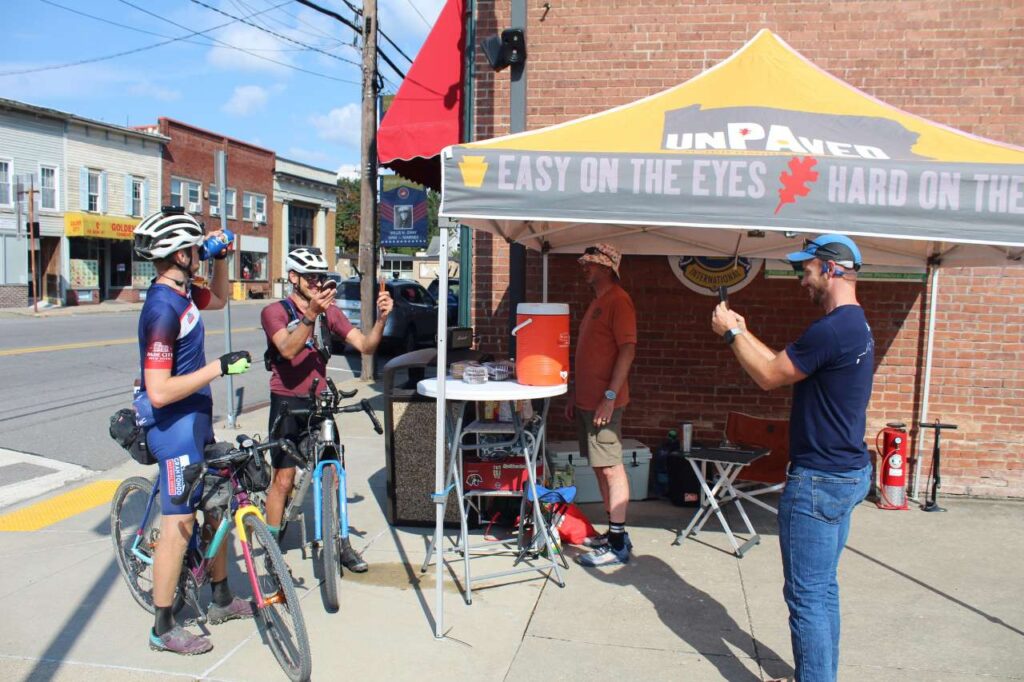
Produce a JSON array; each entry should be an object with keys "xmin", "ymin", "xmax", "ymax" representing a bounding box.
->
[
  {"xmin": 335, "ymin": 277, "xmax": 438, "ymax": 353},
  {"xmin": 427, "ymin": 277, "xmax": 459, "ymax": 323}
]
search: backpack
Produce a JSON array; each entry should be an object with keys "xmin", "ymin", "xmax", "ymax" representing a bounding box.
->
[{"xmin": 263, "ymin": 299, "xmax": 331, "ymax": 371}]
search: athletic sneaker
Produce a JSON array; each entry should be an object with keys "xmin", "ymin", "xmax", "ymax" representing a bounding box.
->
[
  {"xmin": 340, "ymin": 541, "xmax": 368, "ymax": 573},
  {"xmin": 581, "ymin": 532, "xmax": 609, "ymax": 548},
  {"xmin": 207, "ymin": 597, "xmax": 255, "ymax": 625},
  {"xmin": 148, "ymin": 626, "xmax": 213, "ymax": 655},
  {"xmin": 576, "ymin": 533, "xmax": 632, "ymax": 568}
]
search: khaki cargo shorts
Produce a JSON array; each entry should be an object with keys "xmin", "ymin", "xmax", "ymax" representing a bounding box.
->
[{"xmin": 575, "ymin": 407, "xmax": 624, "ymax": 468}]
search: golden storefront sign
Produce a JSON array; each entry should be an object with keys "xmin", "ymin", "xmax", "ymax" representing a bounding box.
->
[{"xmin": 64, "ymin": 212, "xmax": 139, "ymax": 240}]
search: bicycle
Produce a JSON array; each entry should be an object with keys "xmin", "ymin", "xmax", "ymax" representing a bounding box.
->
[
  {"xmin": 271, "ymin": 377, "xmax": 383, "ymax": 612},
  {"xmin": 110, "ymin": 435, "xmax": 312, "ymax": 682}
]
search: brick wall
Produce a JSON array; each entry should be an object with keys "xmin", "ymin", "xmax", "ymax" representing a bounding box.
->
[
  {"xmin": 471, "ymin": 1, "xmax": 1024, "ymax": 498},
  {"xmin": 158, "ymin": 119, "xmax": 275, "ymax": 298}
]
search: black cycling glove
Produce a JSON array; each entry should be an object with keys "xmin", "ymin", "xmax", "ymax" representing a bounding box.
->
[{"xmin": 220, "ymin": 350, "xmax": 252, "ymax": 376}]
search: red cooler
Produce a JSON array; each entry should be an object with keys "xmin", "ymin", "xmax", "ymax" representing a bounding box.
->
[{"xmin": 512, "ymin": 303, "xmax": 569, "ymax": 386}]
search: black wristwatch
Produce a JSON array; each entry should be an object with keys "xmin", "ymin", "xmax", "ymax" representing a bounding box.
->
[
  {"xmin": 723, "ymin": 327, "xmax": 743, "ymax": 345},
  {"xmin": 300, "ymin": 315, "xmax": 314, "ymax": 327}
]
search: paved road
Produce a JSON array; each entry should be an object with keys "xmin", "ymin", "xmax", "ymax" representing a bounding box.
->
[{"xmin": 0, "ymin": 303, "xmax": 364, "ymax": 476}]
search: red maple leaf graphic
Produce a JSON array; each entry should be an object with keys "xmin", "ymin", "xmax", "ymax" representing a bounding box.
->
[
  {"xmin": 775, "ymin": 156, "xmax": 819, "ymax": 214},
  {"xmin": 740, "ymin": 127, "xmax": 750, "ymax": 136}
]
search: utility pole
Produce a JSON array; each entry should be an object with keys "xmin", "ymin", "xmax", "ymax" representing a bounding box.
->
[
  {"xmin": 17, "ymin": 177, "xmax": 40, "ymax": 313},
  {"xmin": 358, "ymin": 0, "xmax": 379, "ymax": 381}
]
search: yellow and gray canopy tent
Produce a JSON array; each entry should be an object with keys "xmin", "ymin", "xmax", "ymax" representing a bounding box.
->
[
  {"xmin": 440, "ymin": 29, "xmax": 1024, "ymax": 266},
  {"xmin": 425, "ymin": 29, "xmax": 1024, "ymax": 638}
]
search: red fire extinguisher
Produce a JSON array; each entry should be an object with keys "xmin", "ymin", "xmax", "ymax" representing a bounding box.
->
[{"xmin": 875, "ymin": 422, "xmax": 909, "ymax": 510}]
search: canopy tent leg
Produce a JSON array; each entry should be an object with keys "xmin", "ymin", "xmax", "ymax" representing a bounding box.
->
[
  {"xmin": 433, "ymin": 226, "xmax": 449, "ymax": 638},
  {"xmin": 912, "ymin": 266, "xmax": 940, "ymax": 502}
]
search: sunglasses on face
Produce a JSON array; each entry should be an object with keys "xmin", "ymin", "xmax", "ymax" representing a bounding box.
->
[{"xmin": 299, "ymin": 273, "xmax": 327, "ymax": 284}]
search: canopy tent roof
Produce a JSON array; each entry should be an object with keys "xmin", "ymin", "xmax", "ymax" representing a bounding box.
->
[
  {"xmin": 377, "ymin": 0, "xmax": 464, "ymax": 190},
  {"xmin": 440, "ymin": 30, "xmax": 1024, "ymax": 267}
]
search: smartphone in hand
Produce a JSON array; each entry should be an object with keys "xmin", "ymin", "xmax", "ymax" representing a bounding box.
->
[
  {"xmin": 321, "ymin": 279, "xmax": 337, "ymax": 293},
  {"xmin": 718, "ymin": 285, "xmax": 729, "ymax": 308}
]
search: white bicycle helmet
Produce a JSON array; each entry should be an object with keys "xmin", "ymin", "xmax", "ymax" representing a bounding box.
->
[
  {"xmin": 133, "ymin": 208, "xmax": 204, "ymax": 261},
  {"xmin": 286, "ymin": 247, "xmax": 329, "ymax": 274}
]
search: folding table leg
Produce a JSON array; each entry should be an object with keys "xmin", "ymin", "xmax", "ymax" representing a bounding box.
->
[{"xmin": 674, "ymin": 459, "xmax": 719, "ymax": 545}]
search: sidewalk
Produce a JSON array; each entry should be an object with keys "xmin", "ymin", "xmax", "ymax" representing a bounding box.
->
[
  {"xmin": 0, "ymin": 299, "xmax": 270, "ymax": 319},
  {"xmin": 0, "ymin": 375, "xmax": 1021, "ymax": 681}
]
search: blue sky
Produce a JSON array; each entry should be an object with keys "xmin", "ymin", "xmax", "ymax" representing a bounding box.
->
[{"xmin": 0, "ymin": 0, "xmax": 445, "ymax": 175}]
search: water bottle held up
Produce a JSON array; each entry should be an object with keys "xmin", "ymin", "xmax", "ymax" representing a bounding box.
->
[{"xmin": 199, "ymin": 228, "xmax": 234, "ymax": 260}]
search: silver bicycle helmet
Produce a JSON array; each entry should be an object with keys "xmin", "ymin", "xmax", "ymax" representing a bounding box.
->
[
  {"xmin": 133, "ymin": 208, "xmax": 204, "ymax": 261},
  {"xmin": 286, "ymin": 247, "xmax": 329, "ymax": 274}
]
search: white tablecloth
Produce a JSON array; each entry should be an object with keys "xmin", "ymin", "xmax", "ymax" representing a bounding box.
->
[{"xmin": 417, "ymin": 378, "xmax": 567, "ymax": 402}]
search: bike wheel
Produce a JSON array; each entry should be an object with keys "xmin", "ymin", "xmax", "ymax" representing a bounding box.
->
[
  {"xmin": 319, "ymin": 466, "xmax": 340, "ymax": 612},
  {"xmin": 244, "ymin": 513, "xmax": 312, "ymax": 682},
  {"xmin": 110, "ymin": 476, "xmax": 186, "ymax": 614}
]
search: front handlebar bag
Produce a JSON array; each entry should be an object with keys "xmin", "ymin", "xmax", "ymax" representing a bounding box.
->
[{"xmin": 109, "ymin": 408, "xmax": 156, "ymax": 466}]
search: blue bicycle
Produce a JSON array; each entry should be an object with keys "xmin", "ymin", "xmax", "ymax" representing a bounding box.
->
[{"xmin": 273, "ymin": 377, "xmax": 382, "ymax": 611}]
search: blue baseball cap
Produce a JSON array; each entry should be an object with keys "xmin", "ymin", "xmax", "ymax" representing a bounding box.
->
[{"xmin": 786, "ymin": 234, "xmax": 862, "ymax": 270}]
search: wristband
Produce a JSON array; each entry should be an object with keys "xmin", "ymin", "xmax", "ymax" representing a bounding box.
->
[
  {"xmin": 723, "ymin": 327, "xmax": 744, "ymax": 345},
  {"xmin": 300, "ymin": 316, "xmax": 314, "ymax": 327}
]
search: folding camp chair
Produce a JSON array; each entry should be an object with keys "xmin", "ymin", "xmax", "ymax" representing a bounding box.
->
[{"xmin": 724, "ymin": 412, "xmax": 790, "ymax": 514}]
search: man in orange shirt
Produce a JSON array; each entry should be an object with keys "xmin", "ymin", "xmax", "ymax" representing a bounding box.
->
[{"xmin": 565, "ymin": 243, "xmax": 638, "ymax": 567}]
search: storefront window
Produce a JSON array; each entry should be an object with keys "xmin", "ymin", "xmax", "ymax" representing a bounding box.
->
[
  {"xmin": 240, "ymin": 251, "xmax": 267, "ymax": 281},
  {"xmin": 110, "ymin": 240, "xmax": 133, "ymax": 288},
  {"xmin": 288, "ymin": 205, "xmax": 314, "ymax": 250}
]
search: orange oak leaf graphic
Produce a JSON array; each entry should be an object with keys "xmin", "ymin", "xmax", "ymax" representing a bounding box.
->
[{"xmin": 775, "ymin": 156, "xmax": 819, "ymax": 214}]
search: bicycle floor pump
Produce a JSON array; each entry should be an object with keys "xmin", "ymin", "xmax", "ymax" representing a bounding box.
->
[{"xmin": 919, "ymin": 420, "xmax": 958, "ymax": 512}]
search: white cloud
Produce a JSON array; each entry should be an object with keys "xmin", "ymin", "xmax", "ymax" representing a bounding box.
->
[
  {"xmin": 337, "ymin": 164, "xmax": 360, "ymax": 180},
  {"xmin": 128, "ymin": 81, "xmax": 181, "ymax": 102},
  {"xmin": 222, "ymin": 85, "xmax": 271, "ymax": 116},
  {"xmin": 310, "ymin": 104, "xmax": 361, "ymax": 147},
  {"xmin": 206, "ymin": 23, "xmax": 292, "ymax": 74}
]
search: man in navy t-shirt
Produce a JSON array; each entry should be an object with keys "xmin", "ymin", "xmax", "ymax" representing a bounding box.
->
[{"xmin": 712, "ymin": 233, "xmax": 874, "ymax": 682}]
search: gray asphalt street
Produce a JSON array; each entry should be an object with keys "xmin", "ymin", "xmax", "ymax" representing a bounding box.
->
[{"xmin": 0, "ymin": 303, "xmax": 363, "ymax": 472}]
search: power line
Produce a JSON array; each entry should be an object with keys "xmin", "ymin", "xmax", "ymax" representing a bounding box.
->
[
  {"xmin": 188, "ymin": 0, "xmax": 361, "ymax": 69},
  {"xmin": 402, "ymin": 0, "xmax": 432, "ymax": 28},
  {"xmin": 292, "ymin": 0, "xmax": 406, "ymax": 79},
  {"xmin": 38, "ymin": 0, "xmax": 310, "ymax": 53},
  {"xmin": 115, "ymin": 0, "xmax": 360, "ymax": 83}
]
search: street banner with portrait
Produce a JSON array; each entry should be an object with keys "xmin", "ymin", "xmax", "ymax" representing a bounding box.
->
[{"xmin": 380, "ymin": 185, "xmax": 428, "ymax": 248}]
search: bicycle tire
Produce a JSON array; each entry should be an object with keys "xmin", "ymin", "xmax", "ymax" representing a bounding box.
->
[
  {"xmin": 244, "ymin": 513, "xmax": 312, "ymax": 682},
  {"xmin": 319, "ymin": 466, "xmax": 340, "ymax": 612},
  {"xmin": 110, "ymin": 476, "xmax": 185, "ymax": 615}
]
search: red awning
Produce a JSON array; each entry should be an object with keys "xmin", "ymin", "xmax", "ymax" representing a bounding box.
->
[{"xmin": 377, "ymin": 0, "xmax": 464, "ymax": 190}]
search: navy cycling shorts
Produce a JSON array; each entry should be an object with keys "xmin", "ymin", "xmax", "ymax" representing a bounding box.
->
[{"xmin": 145, "ymin": 411, "xmax": 214, "ymax": 515}]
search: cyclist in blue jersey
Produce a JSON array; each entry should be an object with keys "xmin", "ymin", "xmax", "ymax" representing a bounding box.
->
[
  {"xmin": 712, "ymin": 234, "xmax": 874, "ymax": 682},
  {"xmin": 133, "ymin": 207, "xmax": 254, "ymax": 656}
]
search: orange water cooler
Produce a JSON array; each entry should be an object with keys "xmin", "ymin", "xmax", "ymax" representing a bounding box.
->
[{"xmin": 511, "ymin": 303, "xmax": 570, "ymax": 386}]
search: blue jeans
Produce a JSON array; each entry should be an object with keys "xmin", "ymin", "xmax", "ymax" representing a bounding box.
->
[{"xmin": 778, "ymin": 463, "xmax": 871, "ymax": 682}]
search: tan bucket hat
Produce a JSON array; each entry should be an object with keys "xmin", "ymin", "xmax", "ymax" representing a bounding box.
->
[{"xmin": 577, "ymin": 243, "xmax": 621, "ymax": 277}]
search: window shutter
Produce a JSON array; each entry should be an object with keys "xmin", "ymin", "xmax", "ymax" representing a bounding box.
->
[
  {"xmin": 124, "ymin": 174, "xmax": 133, "ymax": 215},
  {"xmin": 79, "ymin": 167, "xmax": 88, "ymax": 210},
  {"xmin": 99, "ymin": 171, "xmax": 108, "ymax": 213}
]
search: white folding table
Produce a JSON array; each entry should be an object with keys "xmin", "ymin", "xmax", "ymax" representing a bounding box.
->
[{"xmin": 417, "ymin": 378, "xmax": 567, "ymax": 604}]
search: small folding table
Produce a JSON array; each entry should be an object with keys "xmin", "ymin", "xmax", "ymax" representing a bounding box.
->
[{"xmin": 673, "ymin": 443, "xmax": 770, "ymax": 558}]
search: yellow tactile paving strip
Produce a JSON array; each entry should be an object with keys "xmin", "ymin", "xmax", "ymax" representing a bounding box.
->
[{"xmin": 0, "ymin": 480, "xmax": 120, "ymax": 532}]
